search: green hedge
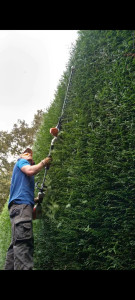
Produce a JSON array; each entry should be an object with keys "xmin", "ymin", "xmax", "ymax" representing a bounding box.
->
[{"xmin": 33, "ymin": 30, "xmax": 135, "ymax": 269}]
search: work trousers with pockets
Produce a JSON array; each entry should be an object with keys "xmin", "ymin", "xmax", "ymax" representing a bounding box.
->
[{"xmin": 5, "ymin": 203, "xmax": 34, "ymax": 270}]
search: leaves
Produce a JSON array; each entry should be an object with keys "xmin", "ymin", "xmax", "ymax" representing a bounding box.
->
[{"xmin": 33, "ymin": 30, "xmax": 135, "ymax": 270}]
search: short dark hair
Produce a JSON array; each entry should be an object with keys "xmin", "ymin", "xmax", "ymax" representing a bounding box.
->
[{"xmin": 23, "ymin": 148, "xmax": 33, "ymax": 155}]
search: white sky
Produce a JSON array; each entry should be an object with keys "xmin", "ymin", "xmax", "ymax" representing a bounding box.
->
[{"xmin": 0, "ymin": 30, "xmax": 78, "ymax": 132}]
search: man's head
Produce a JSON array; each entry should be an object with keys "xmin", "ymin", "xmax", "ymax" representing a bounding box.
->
[
  {"xmin": 23, "ymin": 148, "xmax": 33, "ymax": 156},
  {"xmin": 20, "ymin": 148, "xmax": 35, "ymax": 165}
]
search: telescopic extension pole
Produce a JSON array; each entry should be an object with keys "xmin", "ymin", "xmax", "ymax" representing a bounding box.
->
[
  {"xmin": 35, "ymin": 66, "xmax": 75, "ymax": 195},
  {"xmin": 33, "ymin": 66, "xmax": 75, "ymax": 219}
]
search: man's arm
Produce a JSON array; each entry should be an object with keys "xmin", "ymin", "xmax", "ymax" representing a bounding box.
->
[{"xmin": 21, "ymin": 157, "xmax": 52, "ymax": 176}]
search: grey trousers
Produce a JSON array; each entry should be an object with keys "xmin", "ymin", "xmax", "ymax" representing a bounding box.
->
[{"xmin": 5, "ymin": 203, "xmax": 34, "ymax": 270}]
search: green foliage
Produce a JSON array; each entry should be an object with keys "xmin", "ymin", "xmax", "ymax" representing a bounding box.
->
[
  {"xmin": 0, "ymin": 199, "xmax": 11, "ymax": 269},
  {"xmin": 33, "ymin": 30, "xmax": 135, "ymax": 270}
]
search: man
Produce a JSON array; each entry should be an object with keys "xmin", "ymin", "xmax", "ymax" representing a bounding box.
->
[{"xmin": 5, "ymin": 148, "xmax": 52, "ymax": 270}]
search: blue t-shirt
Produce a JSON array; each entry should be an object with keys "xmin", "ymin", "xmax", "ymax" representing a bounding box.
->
[{"xmin": 8, "ymin": 158, "xmax": 35, "ymax": 208}]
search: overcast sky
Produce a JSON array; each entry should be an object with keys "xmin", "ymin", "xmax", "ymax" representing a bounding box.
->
[{"xmin": 0, "ymin": 30, "xmax": 78, "ymax": 132}]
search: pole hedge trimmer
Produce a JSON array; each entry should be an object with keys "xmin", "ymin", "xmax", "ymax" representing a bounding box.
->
[{"xmin": 33, "ymin": 66, "xmax": 75, "ymax": 219}]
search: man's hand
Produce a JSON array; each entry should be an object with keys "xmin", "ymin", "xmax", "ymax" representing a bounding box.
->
[{"xmin": 42, "ymin": 156, "xmax": 52, "ymax": 169}]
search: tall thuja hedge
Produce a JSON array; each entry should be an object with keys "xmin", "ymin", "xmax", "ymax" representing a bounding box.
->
[{"xmin": 33, "ymin": 30, "xmax": 135, "ymax": 270}]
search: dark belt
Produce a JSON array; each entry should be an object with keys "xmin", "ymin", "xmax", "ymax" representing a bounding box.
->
[{"xmin": 9, "ymin": 201, "xmax": 16, "ymax": 209}]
